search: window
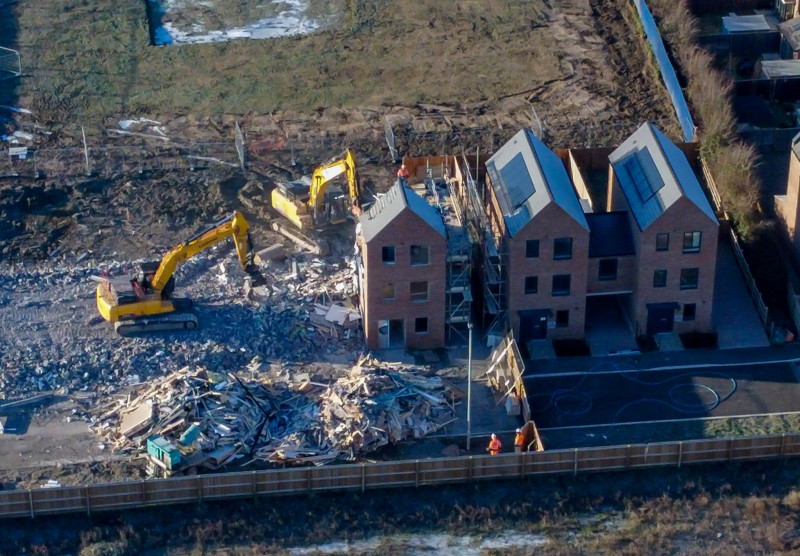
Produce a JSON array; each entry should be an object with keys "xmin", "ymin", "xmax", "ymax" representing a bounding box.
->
[
  {"xmin": 683, "ymin": 232, "xmax": 702, "ymax": 253},
  {"xmin": 683, "ymin": 303, "xmax": 696, "ymax": 321},
  {"xmin": 414, "ymin": 317, "xmax": 429, "ymax": 334},
  {"xmin": 410, "ymin": 244, "xmax": 429, "ymax": 266},
  {"xmin": 598, "ymin": 259, "xmax": 618, "ymax": 281},
  {"xmin": 653, "ymin": 269, "xmax": 667, "ymax": 288},
  {"xmin": 526, "ymin": 239, "xmax": 540, "ymax": 258},
  {"xmin": 524, "ymin": 276, "xmax": 538, "ymax": 295},
  {"xmin": 410, "ymin": 281, "xmax": 428, "ymax": 302},
  {"xmin": 381, "ymin": 246, "xmax": 395, "ymax": 264},
  {"xmin": 553, "ymin": 237, "xmax": 573, "ymax": 260},
  {"xmin": 680, "ymin": 268, "xmax": 699, "ymax": 290},
  {"xmin": 552, "ymin": 274, "xmax": 571, "ymax": 296},
  {"xmin": 656, "ymin": 233, "xmax": 669, "ymax": 252},
  {"xmin": 556, "ymin": 310, "xmax": 570, "ymax": 328},
  {"xmin": 381, "ymin": 284, "xmax": 395, "ymax": 300}
]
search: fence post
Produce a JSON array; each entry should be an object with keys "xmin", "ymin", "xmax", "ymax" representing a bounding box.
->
[
  {"xmin": 361, "ymin": 463, "xmax": 366, "ymax": 493},
  {"xmin": 251, "ymin": 470, "xmax": 258, "ymax": 502},
  {"xmin": 520, "ymin": 453, "xmax": 526, "ymax": 479},
  {"xmin": 781, "ymin": 433, "xmax": 787, "ymax": 459},
  {"xmin": 728, "ymin": 437, "xmax": 734, "ymax": 461},
  {"xmin": 626, "ymin": 445, "xmax": 632, "ymax": 469},
  {"xmin": 678, "ymin": 441, "xmax": 683, "ymax": 469},
  {"xmin": 197, "ymin": 477, "xmax": 203, "ymax": 502},
  {"xmin": 28, "ymin": 489, "xmax": 34, "ymax": 519},
  {"xmin": 415, "ymin": 460, "xmax": 420, "ymax": 488},
  {"xmin": 573, "ymin": 449, "xmax": 579, "ymax": 477},
  {"xmin": 140, "ymin": 480, "xmax": 147, "ymax": 505},
  {"xmin": 85, "ymin": 486, "xmax": 91, "ymax": 517},
  {"xmin": 307, "ymin": 467, "xmax": 313, "ymax": 492},
  {"xmin": 468, "ymin": 456, "xmax": 473, "ymax": 482}
]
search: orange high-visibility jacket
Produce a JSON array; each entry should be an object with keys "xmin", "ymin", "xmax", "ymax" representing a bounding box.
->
[
  {"xmin": 514, "ymin": 433, "xmax": 524, "ymax": 446},
  {"xmin": 397, "ymin": 167, "xmax": 409, "ymax": 179},
  {"xmin": 488, "ymin": 438, "xmax": 502, "ymax": 454}
]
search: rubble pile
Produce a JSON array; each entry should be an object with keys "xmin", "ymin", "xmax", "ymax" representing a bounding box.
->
[
  {"xmin": 91, "ymin": 356, "xmax": 457, "ymax": 468},
  {"xmin": 0, "ymin": 246, "xmax": 363, "ymax": 403}
]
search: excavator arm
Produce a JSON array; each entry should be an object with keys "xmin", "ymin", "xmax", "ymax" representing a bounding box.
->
[
  {"xmin": 307, "ymin": 149, "xmax": 359, "ymax": 213},
  {"xmin": 149, "ymin": 211, "xmax": 253, "ymax": 292}
]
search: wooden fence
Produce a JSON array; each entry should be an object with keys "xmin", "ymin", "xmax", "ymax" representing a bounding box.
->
[{"xmin": 2, "ymin": 433, "xmax": 800, "ymax": 519}]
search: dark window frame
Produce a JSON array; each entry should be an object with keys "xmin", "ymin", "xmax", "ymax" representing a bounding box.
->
[
  {"xmin": 526, "ymin": 239, "xmax": 540, "ymax": 258},
  {"xmin": 656, "ymin": 233, "xmax": 669, "ymax": 252},
  {"xmin": 381, "ymin": 245, "xmax": 395, "ymax": 264},
  {"xmin": 414, "ymin": 317, "xmax": 429, "ymax": 334},
  {"xmin": 524, "ymin": 276, "xmax": 538, "ymax": 295},
  {"xmin": 555, "ymin": 310, "xmax": 569, "ymax": 328},
  {"xmin": 683, "ymin": 303, "xmax": 696, "ymax": 321},
  {"xmin": 682, "ymin": 231, "xmax": 702, "ymax": 254},
  {"xmin": 410, "ymin": 244, "xmax": 430, "ymax": 266},
  {"xmin": 680, "ymin": 268, "xmax": 699, "ymax": 290},
  {"xmin": 552, "ymin": 274, "xmax": 571, "ymax": 296},
  {"xmin": 653, "ymin": 269, "xmax": 667, "ymax": 288},
  {"xmin": 553, "ymin": 237, "xmax": 573, "ymax": 260},
  {"xmin": 598, "ymin": 258, "xmax": 618, "ymax": 281},
  {"xmin": 410, "ymin": 281, "xmax": 429, "ymax": 303}
]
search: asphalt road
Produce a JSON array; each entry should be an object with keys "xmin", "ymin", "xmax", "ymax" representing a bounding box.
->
[{"xmin": 525, "ymin": 361, "xmax": 800, "ymax": 429}]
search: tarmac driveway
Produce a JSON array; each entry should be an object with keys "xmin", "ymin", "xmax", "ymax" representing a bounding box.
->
[{"xmin": 526, "ymin": 361, "xmax": 800, "ymax": 429}]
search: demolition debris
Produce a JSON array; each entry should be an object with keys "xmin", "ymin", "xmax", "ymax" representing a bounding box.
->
[{"xmin": 90, "ymin": 356, "xmax": 457, "ymax": 473}]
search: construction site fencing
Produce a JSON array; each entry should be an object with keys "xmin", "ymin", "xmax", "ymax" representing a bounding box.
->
[
  {"xmin": 2, "ymin": 433, "xmax": 800, "ymax": 519},
  {"xmin": 633, "ymin": 0, "xmax": 695, "ymax": 142},
  {"xmin": 1, "ymin": 142, "xmax": 242, "ymax": 180}
]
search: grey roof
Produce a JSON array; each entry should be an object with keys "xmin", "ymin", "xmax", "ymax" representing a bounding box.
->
[
  {"xmin": 722, "ymin": 14, "xmax": 772, "ymax": 33},
  {"xmin": 761, "ymin": 59, "xmax": 800, "ymax": 78},
  {"xmin": 486, "ymin": 128, "xmax": 588, "ymax": 237},
  {"xmin": 779, "ymin": 16, "xmax": 800, "ymax": 50},
  {"xmin": 359, "ymin": 180, "xmax": 446, "ymax": 243},
  {"xmin": 609, "ymin": 122, "xmax": 717, "ymax": 231},
  {"xmin": 586, "ymin": 212, "xmax": 636, "ymax": 258}
]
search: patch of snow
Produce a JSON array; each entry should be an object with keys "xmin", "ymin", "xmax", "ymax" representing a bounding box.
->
[
  {"xmin": 286, "ymin": 531, "xmax": 549, "ymax": 556},
  {"xmin": 149, "ymin": 0, "xmax": 329, "ymax": 45}
]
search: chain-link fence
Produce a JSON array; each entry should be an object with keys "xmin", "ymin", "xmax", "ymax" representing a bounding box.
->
[
  {"xmin": 2, "ymin": 141, "xmax": 242, "ymax": 179},
  {"xmin": 0, "ymin": 46, "xmax": 21, "ymax": 80}
]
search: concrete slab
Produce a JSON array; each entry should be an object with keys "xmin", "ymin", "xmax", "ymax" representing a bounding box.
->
[
  {"xmin": 585, "ymin": 295, "xmax": 639, "ymax": 356},
  {"xmin": 527, "ymin": 339, "xmax": 557, "ymax": 359},
  {"xmin": 654, "ymin": 333, "xmax": 684, "ymax": 352}
]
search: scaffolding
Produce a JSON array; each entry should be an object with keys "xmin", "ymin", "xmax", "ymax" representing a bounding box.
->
[
  {"xmin": 406, "ymin": 155, "xmax": 476, "ymax": 344},
  {"xmin": 460, "ymin": 151, "xmax": 508, "ymax": 344}
]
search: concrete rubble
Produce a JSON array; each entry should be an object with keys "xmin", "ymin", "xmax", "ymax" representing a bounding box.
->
[
  {"xmin": 0, "ymin": 243, "xmax": 364, "ymax": 406},
  {"xmin": 89, "ymin": 355, "xmax": 457, "ymax": 469}
]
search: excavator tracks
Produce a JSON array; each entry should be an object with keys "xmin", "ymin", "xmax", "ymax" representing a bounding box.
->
[{"xmin": 114, "ymin": 312, "xmax": 198, "ymax": 336}]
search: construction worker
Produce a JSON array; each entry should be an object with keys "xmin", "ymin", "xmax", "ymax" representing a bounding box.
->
[
  {"xmin": 487, "ymin": 433, "xmax": 501, "ymax": 455},
  {"xmin": 514, "ymin": 428, "xmax": 525, "ymax": 453},
  {"xmin": 397, "ymin": 163, "xmax": 409, "ymax": 186}
]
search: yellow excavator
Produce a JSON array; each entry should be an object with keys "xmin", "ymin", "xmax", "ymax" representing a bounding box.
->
[
  {"xmin": 270, "ymin": 149, "xmax": 360, "ymax": 231},
  {"xmin": 95, "ymin": 211, "xmax": 256, "ymax": 336}
]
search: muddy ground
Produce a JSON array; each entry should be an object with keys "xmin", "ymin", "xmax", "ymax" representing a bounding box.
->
[{"xmin": 0, "ymin": 0, "xmax": 685, "ymax": 541}]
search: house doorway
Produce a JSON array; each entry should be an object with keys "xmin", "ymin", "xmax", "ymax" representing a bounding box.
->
[
  {"xmin": 519, "ymin": 309, "xmax": 550, "ymax": 345},
  {"xmin": 646, "ymin": 303, "xmax": 679, "ymax": 336},
  {"xmin": 377, "ymin": 319, "xmax": 405, "ymax": 348}
]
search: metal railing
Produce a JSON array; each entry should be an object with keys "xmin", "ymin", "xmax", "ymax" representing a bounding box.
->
[{"xmin": 2, "ymin": 432, "xmax": 799, "ymax": 519}]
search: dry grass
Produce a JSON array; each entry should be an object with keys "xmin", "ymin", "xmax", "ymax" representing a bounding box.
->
[{"xmin": 648, "ymin": 0, "xmax": 762, "ymax": 238}]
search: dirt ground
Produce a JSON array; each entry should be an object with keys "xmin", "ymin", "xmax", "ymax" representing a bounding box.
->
[{"xmin": 0, "ymin": 0, "xmax": 681, "ymax": 500}]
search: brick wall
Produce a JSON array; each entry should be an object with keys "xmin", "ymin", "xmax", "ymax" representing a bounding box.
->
[
  {"xmin": 360, "ymin": 209, "xmax": 447, "ymax": 350},
  {"xmin": 506, "ymin": 203, "xmax": 590, "ymax": 340}
]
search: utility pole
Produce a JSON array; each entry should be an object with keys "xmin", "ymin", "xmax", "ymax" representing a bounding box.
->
[{"xmin": 466, "ymin": 322, "xmax": 473, "ymax": 451}]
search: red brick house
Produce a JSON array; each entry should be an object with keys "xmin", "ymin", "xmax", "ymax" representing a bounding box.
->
[
  {"xmin": 608, "ymin": 122, "xmax": 719, "ymax": 336},
  {"xmin": 481, "ymin": 123, "xmax": 718, "ymax": 346},
  {"xmin": 356, "ymin": 180, "xmax": 447, "ymax": 349},
  {"xmin": 482, "ymin": 129, "xmax": 591, "ymax": 345}
]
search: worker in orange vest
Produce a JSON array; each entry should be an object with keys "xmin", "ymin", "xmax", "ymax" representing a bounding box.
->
[
  {"xmin": 487, "ymin": 433, "xmax": 501, "ymax": 455},
  {"xmin": 397, "ymin": 163, "xmax": 409, "ymax": 185},
  {"xmin": 514, "ymin": 428, "xmax": 525, "ymax": 453}
]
